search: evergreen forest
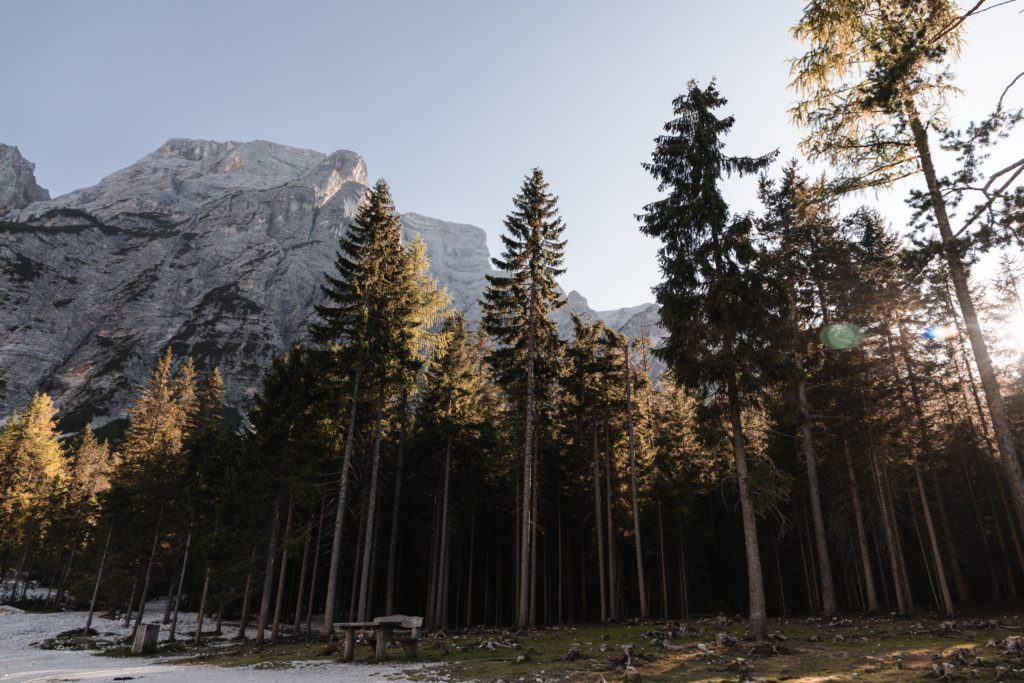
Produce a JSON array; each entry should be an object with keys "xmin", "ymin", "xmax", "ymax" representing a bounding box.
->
[{"xmin": 4, "ymin": 2, "xmax": 1024, "ymax": 677}]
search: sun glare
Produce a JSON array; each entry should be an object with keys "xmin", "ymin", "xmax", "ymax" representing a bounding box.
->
[{"xmin": 1006, "ymin": 313, "xmax": 1024, "ymax": 350}]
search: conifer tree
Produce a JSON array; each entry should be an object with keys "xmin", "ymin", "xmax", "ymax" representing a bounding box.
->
[
  {"xmin": 790, "ymin": 0, "xmax": 1024, "ymax": 532},
  {"xmin": 106, "ymin": 348, "xmax": 197, "ymax": 630},
  {"xmin": 562, "ymin": 314, "xmax": 611, "ymax": 621},
  {"xmin": 183, "ymin": 368, "xmax": 229, "ymax": 641},
  {"xmin": 758, "ymin": 163, "xmax": 844, "ymax": 617},
  {"xmin": 0, "ymin": 393, "xmax": 65, "ymax": 523},
  {"xmin": 0, "ymin": 393, "xmax": 65, "ymax": 601},
  {"xmin": 482, "ymin": 168, "xmax": 567, "ymax": 629},
  {"xmin": 312, "ymin": 179, "xmax": 399, "ymax": 632},
  {"xmin": 639, "ymin": 80, "xmax": 777, "ymax": 639},
  {"xmin": 312, "ymin": 179, "xmax": 449, "ymax": 628}
]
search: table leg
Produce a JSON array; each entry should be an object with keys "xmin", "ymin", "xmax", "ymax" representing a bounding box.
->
[
  {"xmin": 375, "ymin": 626, "xmax": 390, "ymax": 661},
  {"xmin": 343, "ymin": 628, "xmax": 355, "ymax": 662}
]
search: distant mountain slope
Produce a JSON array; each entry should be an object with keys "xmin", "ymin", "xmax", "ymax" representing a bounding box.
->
[{"xmin": 0, "ymin": 139, "xmax": 661, "ymax": 429}]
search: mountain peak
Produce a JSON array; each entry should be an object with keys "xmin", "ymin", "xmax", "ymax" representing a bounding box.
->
[
  {"xmin": 6, "ymin": 138, "xmax": 366, "ymax": 223},
  {"xmin": 0, "ymin": 144, "xmax": 50, "ymax": 214},
  {"xmin": 0, "ymin": 139, "xmax": 657, "ymax": 429}
]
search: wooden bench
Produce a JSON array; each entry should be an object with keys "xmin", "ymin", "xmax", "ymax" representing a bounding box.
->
[{"xmin": 334, "ymin": 614, "xmax": 423, "ymax": 661}]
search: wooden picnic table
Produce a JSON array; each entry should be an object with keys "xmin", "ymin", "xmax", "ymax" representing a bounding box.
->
[{"xmin": 334, "ymin": 614, "xmax": 422, "ymax": 661}]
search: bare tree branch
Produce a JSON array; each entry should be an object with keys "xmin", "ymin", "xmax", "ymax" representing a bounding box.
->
[
  {"xmin": 929, "ymin": 0, "xmax": 1021, "ymax": 44},
  {"xmin": 929, "ymin": 0, "xmax": 986, "ymax": 44},
  {"xmin": 955, "ymin": 158, "xmax": 1024, "ymax": 237},
  {"xmin": 999, "ymin": 70, "xmax": 1024, "ymax": 110}
]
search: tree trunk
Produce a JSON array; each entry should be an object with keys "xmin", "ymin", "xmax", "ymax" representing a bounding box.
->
[
  {"xmin": 605, "ymin": 424, "xmax": 618, "ymax": 621},
  {"xmin": 123, "ymin": 571, "xmax": 138, "ymax": 628},
  {"xmin": 913, "ymin": 463, "xmax": 954, "ymax": 615},
  {"xmin": 293, "ymin": 516, "xmax": 313, "ymax": 632},
  {"xmin": 591, "ymin": 428, "xmax": 607, "ymax": 622},
  {"xmin": 426, "ymin": 492, "xmax": 441, "ymax": 626},
  {"xmin": 678, "ymin": 516, "xmax": 689, "ymax": 621},
  {"xmin": 773, "ymin": 535, "xmax": 787, "ymax": 617},
  {"xmin": 658, "ymin": 503, "xmax": 668, "ymax": 620},
  {"xmin": 385, "ymin": 389, "xmax": 409, "ymax": 615},
  {"xmin": 517, "ymin": 338, "xmax": 535, "ymax": 630},
  {"xmin": 466, "ymin": 497, "xmax": 476, "ymax": 627},
  {"xmin": 134, "ymin": 500, "xmax": 165, "ymax": 631},
  {"xmin": 348, "ymin": 491, "xmax": 368, "ymax": 623},
  {"xmin": 894, "ymin": 322, "xmax": 954, "ymax": 615},
  {"xmin": 624, "ymin": 344, "xmax": 648, "ymax": 619},
  {"xmin": 434, "ymin": 435, "xmax": 453, "ymax": 629},
  {"xmin": 930, "ymin": 469, "xmax": 969, "ymax": 604},
  {"xmin": 84, "ymin": 525, "xmax": 112, "ymax": 635},
  {"xmin": 256, "ymin": 497, "xmax": 282, "ymax": 645},
  {"xmin": 798, "ymin": 378, "xmax": 837, "ymax": 617},
  {"xmin": 235, "ymin": 546, "xmax": 257, "ymax": 640},
  {"xmin": 194, "ymin": 567, "xmax": 211, "ymax": 644},
  {"xmin": 843, "ymin": 438, "xmax": 879, "ymax": 612},
  {"xmin": 556, "ymin": 503, "xmax": 563, "ymax": 624},
  {"xmin": 909, "ymin": 113, "xmax": 1024, "ymax": 532},
  {"xmin": 357, "ymin": 381, "xmax": 388, "ymax": 622},
  {"xmin": 162, "ymin": 538, "xmax": 182, "ymax": 626},
  {"xmin": 54, "ymin": 529, "xmax": 81, "ymax": 609},
  {"xmin": 528, "ymin": 438, "xmax": 538, "ymax": 627},
  {"xmin": 726, "ymin": 374, "xmax": 767, "ymax": 639},
  {"xmin": 271, "ymin": 497, "xmax": 294, "ymax": 641},
  {"xmin": 168, "ymin": 530, "xmax": 192, "ymax": 641},
  {"xmin": 305, "ymin": 502, "xmax": 325, "ymax": 633},
  {"xmin": 322, "ymin": 367, "xmax": 361, "ymax": 636}
]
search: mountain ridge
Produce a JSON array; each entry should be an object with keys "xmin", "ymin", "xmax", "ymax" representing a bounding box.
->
[{"xmin": 0, "ymin": 138, "xmax": 661, "ymax": 428}]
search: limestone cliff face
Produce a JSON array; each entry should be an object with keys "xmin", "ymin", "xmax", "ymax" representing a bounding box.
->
[
  {"xmin": 1, "ymin": 139, "xmax": 367, "ymax": 428},
  {"xmin": 0, "ymin": 139, "xmax": 660, "ymax": 428},
  {"xmin": 0, "ymin": 145, "xmax": 49, "ymax": 214}
]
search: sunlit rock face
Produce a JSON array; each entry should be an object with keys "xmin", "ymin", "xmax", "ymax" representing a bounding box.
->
[
  {"xmin": 0, "ymin": 140, "xmax": 367, "ymax": 429},
  {"xmin": 0, "ymin": 139, "xmax": 661, "ymax": 429}
]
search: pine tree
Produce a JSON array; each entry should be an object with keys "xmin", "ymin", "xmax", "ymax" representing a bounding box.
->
[
  {"xmin": 758, "ymin": 163, "xmax": 843, "ymax": 617},
  {"xmin": 106, "ymin": 348, "xmax": 197, "ymax": 630},
  {"xmin": 790, "ymin": 0, "xmax": 1024, "ymax": 534},
  {"xmin": 639, "ymin": 80, "xmax": 777, "ymax": 639},
  {"xmin": 312, "ymin": 178, "xmax": 449, "ymax": 629},
  {"xmin": 482, "ymin": 168, "xmax": 567, "ymax": 629},
  {"xmin": 0, "ymin": 393, "xmax": 65, "ymax": 522},
  {"xmin": 312, "ymin": 179, "xmax": 400, "ymax": 632},
  {"xmin": 0, "ymin": 393, "xmax": 65, "ymax": 601}
]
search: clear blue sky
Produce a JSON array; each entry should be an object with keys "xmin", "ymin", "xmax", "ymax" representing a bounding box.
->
[{"xmin": 1, "ymin": 1, "xmax": 1020, "ymax": 309}]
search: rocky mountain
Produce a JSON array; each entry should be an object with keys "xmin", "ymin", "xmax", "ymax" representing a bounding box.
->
[
  {"xmin": 0, "ymin": 139, "xmax": 661, "ymax": 430},
  {"xmin": 0, "ymin": 145, "xmax": 50, "ymax": 214}
]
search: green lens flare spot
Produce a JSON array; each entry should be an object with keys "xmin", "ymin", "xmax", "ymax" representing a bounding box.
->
[{"xmin": 819, "ymin": 323, "xmax": 864, "ymax": 350}]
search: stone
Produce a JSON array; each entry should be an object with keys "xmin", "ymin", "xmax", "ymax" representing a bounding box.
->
[{"xmin": 0, "ymin": 144, "xmax": 49, "ymax": 214}]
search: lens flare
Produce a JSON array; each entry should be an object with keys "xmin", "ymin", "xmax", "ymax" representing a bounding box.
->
[
  {"xmin": 819, "ymin": 323, "xmax": 865, "ymax": 350},
  {"xmin": 922, "ymin": 324, "xmax": 958, "ymax": 341},
  {"xmin": 1007, "ymin": 313, "xmax": 1024, "ymax": 348}
]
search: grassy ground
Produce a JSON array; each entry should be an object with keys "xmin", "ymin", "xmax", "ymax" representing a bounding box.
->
[{"xmin": 106, "ymin": 612, "xmax": 1024, "ymax": 681}]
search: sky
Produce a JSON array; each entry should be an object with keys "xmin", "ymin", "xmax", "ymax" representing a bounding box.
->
[{"xmin": 1, "ymin": 0, "xmax": 1021, "ymax": 310}]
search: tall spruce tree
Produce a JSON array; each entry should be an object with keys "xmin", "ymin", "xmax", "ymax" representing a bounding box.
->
[
  {"xmin": 481, "ymin": 168, "xmax": 566, "ymax": 629},
  {"xmin": 312, "ymin": 178, "xmax": 448, "ymax": 628},
  {"xmin": 758, "ymin": 163, "xmax": 843, "ymax": 617},
  {"xmin": 312, "ymin": 179, "xmax": 401, "ymax": 633},
  {"xmin": 639, "ymin": 80, "xmax": 778, "ymax": 639}
]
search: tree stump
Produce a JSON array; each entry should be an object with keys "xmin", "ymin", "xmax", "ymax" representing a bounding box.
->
[{"xmin": 131, "ymin": 623, "xmax": 159, "ymax": 655}]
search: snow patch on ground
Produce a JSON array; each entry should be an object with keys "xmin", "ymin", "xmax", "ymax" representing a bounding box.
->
[{"xmin": 0, "ymin": 598, "xmax": 427, "ymax": 682}]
